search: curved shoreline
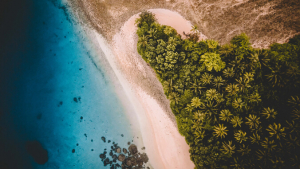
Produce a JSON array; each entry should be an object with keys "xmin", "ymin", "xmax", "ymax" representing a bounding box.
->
[{"xmin": 94, "ymin": 9, "xmax": 199, "ymax": 169}]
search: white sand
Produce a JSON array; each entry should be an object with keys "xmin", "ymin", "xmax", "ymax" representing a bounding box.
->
[{"xmin": 95, "ymin": 9, "xmax": 198, "ymax": 169}]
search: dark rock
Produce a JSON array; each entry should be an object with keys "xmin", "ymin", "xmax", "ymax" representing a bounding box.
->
[
  {"xmin": 76, "ymin": 143, "xmax": 79, "ymax": 146},
  {"xmin": 112, "ymin": 154, "xmax": 117, "ymax": 160},
  {"xmin": 108, "ymin": 140, "xmax": 111, "ymax": 143},
  {"xmin": 118, "ymin": 154, "xmax": 126, "ymax": 162},
  {"xmin": 99, "ymin": 153, "xmax": 106, "ymax": 159},
  {"xmin": 123, "ymin": 148, "xmax": 128, "ymax": 154},
  {"xmin": 141, "ymin": 147, "xmax": 145, "ymax": 150},
  {"xmin": 26, "ymin": 140, "xmax": 48, "ymax": 164},
  {"xmin": 72, "ymin": 149, "xmax": 75, "ymax": 153},
  {"xmin": 104, "ymin": 158, "xmax": 110, "ymax": 166},
  {"xmin": 127, "ymin": 142, "xmax": 131, "ymax": 145},
  {"xmin": 101, "ymin": 136, "xmax": 106, "ymax": 143},
  {"xmin": 91, "ymin": 149, "xmax": 94, "ymax": 151},
  {"xmin": 124, "ymin": 157, "xmax": 136, "ymax": 167},
  {"xmin": 73, "ymin": 97, "xmax": 78, "ymax": 102},
  {"xmin": 121, "ymin": 134, "xmax": 124, "ymax": 137},
  {"xmin": 136, "ymin": 157, "xmax": 144, "ymax": 167},
  {"xmin": 128, "ymin": 144, "xmax": 138, "ymax": 155},
  {"xmin": 109, "ymin": 151, "xmax": 113, "ymax": 156},
  {"xmin": 140, "ymin": 153, "xmax": 149, "ymax": 163}
]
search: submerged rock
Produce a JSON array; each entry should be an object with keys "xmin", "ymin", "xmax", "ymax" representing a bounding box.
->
[
  {"xmin": 99, "ymin": 153, "xmax": 106, "ymax": 159},
  {"xmin": 104, "ymin": 158, "xmax": 110, "ymax": 166},
  {"xmin": 101, "ymin": 136, "xmax": 106, "ymax": 143},
  {"xmin": 25, "ymin": 140, "xmax": 48, "ymax": 164},
  {"xmin": 116, "ymin": 147, "xmax": 121, "ymax": 153},
  {"xmin": 99, "ymin": 140, "xmax": 148, "ymax": 168},
  {"xmin": 128, "ymin": 144, "xmax": 138, "ymax": 155},
  {"xmin": 118, "ymin": 154, "xmax": 126, "ymax": 162},
  {"xmin": 140, "ymin": 153, "xmax": 149, "ymax": 163}
]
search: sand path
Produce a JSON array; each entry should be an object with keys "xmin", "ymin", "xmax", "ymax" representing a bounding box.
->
[{"xmin": 95, "ymin": 9, "xmax": 201, "ymax": 169}]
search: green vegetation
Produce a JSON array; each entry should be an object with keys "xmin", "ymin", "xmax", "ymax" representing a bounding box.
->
[{"xmin": 136, "ymin": 11, "xmax": 300, "ymax": 168}]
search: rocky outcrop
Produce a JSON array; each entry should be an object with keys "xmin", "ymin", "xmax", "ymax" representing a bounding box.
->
[{"xmin": 98, "ymin": 137, "xmax": 150, "ymax": 169}]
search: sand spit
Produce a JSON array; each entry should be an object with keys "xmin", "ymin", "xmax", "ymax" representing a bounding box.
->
[{"xmin": 94, "ymin": 9, "xmax": 197, "ymax": 169}]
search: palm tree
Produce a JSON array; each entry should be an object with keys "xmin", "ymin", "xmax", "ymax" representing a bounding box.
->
[
  {"xmin": 250, "ymin": 132, "xmax": 261, "ymax": 144},
  {"xmin": 235, "ymin": 77, "xmax": 251, "ymax": 93},
  {"xmin": 213, "ymin": 76, "xmax": 225, "ymax": 89},
  {"xmin": 230, "ymin": 157, "xmax": 242, "ymax": 168},
  {"xmin": 223, "ymin": 67, "xmax": 235, "ymax": 78},
  {"xmin": 232, "ymin": 98, "xmax": 245, "ymax": 111},
  {"xmin": 194, "ymin": 129, "xmax": 205, "ymax": 139},
  {"xmin": 183, "ymin": 40, "xmax": 194, "ymax": 51},
  {"xmin": 169, "ymin": 92, "xmax": 180, "ymax": 104},
  {"xmin": 147, "ymin": 28, "xmax": 157, "ymax": 38},
  {"xmin": 164, "ymin": 26, "xmax": 175, "ymax": 35},
  {"xmin": 138, "ymin": 35, "xmax": 148, "ymax": 48},
  {"xmin": 266, "ymin": 123, "xmax": 286, "ymax": 140},
  {"xmin": 185, "ymin": 104, "xmax": 194, "ymax": 113},
  {"xmin": 221, "ymin": 140, "xmax": 236, "ymax": 155},
  {"xmin": 234, "ymin": 130, "xmax": 248, "ymax": 143},
  {"xmin": 231, "ymin": 116, "xmax": 243, "ymax": 128},
  {"xmin": 193, "ymin": 111, "xmax": 206, "ymax": 122},
  {"xmin": 256, "ymin": 149, "xmax": 268, "ymax": 162},
  {"xmin": 219, "ymin": 44, "xmax": 233, "ymax": 57},
  {"xmin": 225, "ymin": 83, "xmax": 239, "ymax": 96},
  {"xmin": 261, "ymin": 137, "xmax": 277, "ymax": 152},
  {"xmin": 206, "ymin": 39, "xmax": 218, "ymax": 49},
  {"xmin": 219, "ymin": 109, "xmax": 233, "ymax": 122},
  {"xmin": 191, "ymin": 97, "xmax": 204, "ymax": 108},
  {"xmin": 206, "ymin": 89, "xmax": 218, "ymax": 101},
  {"xmin": 201, "ymin": 73, "xmax": 213, "ymax": 85},
  {"xmin": 204, "ymin": 100, "xmax": 218, "ymax": 118},
  {"xmin": 237, "ymin": 144, "xmax": 251, "ymax": 156},
  {"xmin": 249, "ymin": 93, "xmax": 262, "ymax": 104},
  {"xmin": 245, "ymin": 114, "xmax": 261, "ymax": 129},
  {"xmin": 190, "ymin": 25, "xmax": 199, "ymax": 34},
  {"xmin": 213, "ymin": 124, "xmax": 228, "ymax": 139},
  {"xmin": 190, "ymin": 79, "xmax": 206, "ymax": 94},
  {"xmin": 261, "ymin": 107, "xmax": 277, "ymax": 119}
]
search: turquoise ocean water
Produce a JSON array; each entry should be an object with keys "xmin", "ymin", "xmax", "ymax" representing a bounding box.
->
[{"xmin": 0, "ymin": 0, "xmax": 135, "ymax": 168}]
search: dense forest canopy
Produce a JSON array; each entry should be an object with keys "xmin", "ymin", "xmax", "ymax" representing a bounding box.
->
[{"xmin": 135, "ymin": 11, "xmax": 300, "ymax": 169}]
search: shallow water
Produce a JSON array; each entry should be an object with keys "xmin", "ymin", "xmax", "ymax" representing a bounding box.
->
[{"xmin": 0, "ymin": 0, "xmax": 137, "ymax": 168}]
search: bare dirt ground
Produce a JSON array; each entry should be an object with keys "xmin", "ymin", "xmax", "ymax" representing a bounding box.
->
[{"xmin": 70, "ymin": 0, "xmax": 299, "ymax": 48}]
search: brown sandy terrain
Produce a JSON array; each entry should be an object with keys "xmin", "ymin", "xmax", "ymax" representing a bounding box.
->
[{"xmin": 70, "ymin": 0, "xmax": 299, "ymax": 48}]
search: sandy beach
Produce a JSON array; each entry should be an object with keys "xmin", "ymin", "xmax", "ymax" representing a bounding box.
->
[{"xmin": 93, "ymin": 9, "xmax": 202, "ymax": 168}]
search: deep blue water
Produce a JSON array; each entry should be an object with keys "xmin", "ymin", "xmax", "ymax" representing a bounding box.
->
[{"xmin": 0, "ymin": 0, "xmax": 134, "ymax": 168}]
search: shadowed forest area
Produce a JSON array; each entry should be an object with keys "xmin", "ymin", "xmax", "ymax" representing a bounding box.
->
[{"xmin": 136, "ymin": 11, "xmax": 300, "ymax": 168}]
